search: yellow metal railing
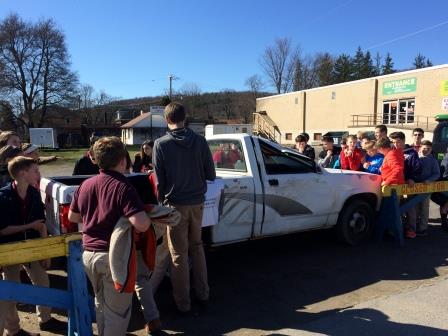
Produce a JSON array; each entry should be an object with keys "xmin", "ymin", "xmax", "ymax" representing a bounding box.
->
[{"xmin": 0, "ymin": 233, "xmax": 81, "ymax": 267}]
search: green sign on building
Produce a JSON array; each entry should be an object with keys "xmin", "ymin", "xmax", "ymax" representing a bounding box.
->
[{"xmin": 382, "ymin": 77, "xmax": 417, "ymax": 95}]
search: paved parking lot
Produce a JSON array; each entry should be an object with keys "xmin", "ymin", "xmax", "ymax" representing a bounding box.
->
[{"xmin": 14, "ymin": 162, "xmax": 448, "ymax": 335}]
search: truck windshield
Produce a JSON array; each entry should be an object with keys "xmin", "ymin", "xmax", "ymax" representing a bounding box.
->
[{"xmin": 207, "ymin": 139, "xmax": 247, "ymax": 172}]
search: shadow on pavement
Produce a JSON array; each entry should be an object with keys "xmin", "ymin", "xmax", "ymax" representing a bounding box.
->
[{"xmin": 128, "ymin": 223, "xmax": 448, "ymax": 335}]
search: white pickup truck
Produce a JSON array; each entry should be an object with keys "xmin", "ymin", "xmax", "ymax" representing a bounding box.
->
[{"xmin": 40, "ymin": 134, "xmax": 382, "ymax": 246}]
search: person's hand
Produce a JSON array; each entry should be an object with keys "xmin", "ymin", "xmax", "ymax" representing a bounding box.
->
[
  {"xmin": 29, "ymin": 219, "xmax": 45, "ymax": 231},
  {"xmin": 344, "ymin": 149, "xmax": 352, "ymax": 156},
  {"xmin": 40, "ymin": 259, "xmax": 51, "ymax": 269},
  {"xmin": 326, "ymin": 149, "xmax": 332, "ymax": 157},
  {"xmin": 363, "ymin": 162, "xmax": 370, "ymax": 169}
]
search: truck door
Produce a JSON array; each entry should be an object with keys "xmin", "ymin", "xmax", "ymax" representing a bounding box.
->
[
  {"xmin": 207, "ymin": 138, "xmax": 258, "ymax": 244},
  {"xmin": 254, "ymin": 139, "xmax": 334, "ymax": 236}
]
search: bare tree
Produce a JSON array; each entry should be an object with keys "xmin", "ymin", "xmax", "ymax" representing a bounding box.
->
[
  {"xmin": 77, "ymin": 83, "xmax": 95, "ymax": 123},
  {"xmin": 179, "ymin": 82, "xmax": 202, "ymax": 119},
  {"xmin": 0, "ymin": 14, "xmax": 78, "ymax": 129},
  {"xmin": 245, "ymin": 74, "xmax": 264, "ymax": 112},
  {"xmin": 260, "ymin": 37, "xmax": 299, "ymax": 94}
]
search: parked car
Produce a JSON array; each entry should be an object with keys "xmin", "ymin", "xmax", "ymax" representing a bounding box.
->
[{"xmin": 40, "ymin": 134, "xmax": 382, "ymax": 246}]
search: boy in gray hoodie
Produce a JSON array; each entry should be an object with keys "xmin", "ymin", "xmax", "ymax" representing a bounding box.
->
[{"xmin": 153, "ymin": 102, "xmax": 215, "ymax": 313}]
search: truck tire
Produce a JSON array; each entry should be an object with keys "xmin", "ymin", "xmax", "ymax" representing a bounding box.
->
[{"xmin": 336, "ymin": 199, "xmax": 374, "ymax": 245}]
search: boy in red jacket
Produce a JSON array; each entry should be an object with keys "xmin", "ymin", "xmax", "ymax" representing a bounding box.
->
[
  {"xmin": 375, "ymin": 138, "xmax": 405, "ymax": 186},
  {"xmin": 340, "ymin": 135, "xmax": 364, "ymax": 171}
]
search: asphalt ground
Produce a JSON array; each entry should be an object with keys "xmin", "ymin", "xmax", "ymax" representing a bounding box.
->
[{"xmin": 13, "ymin": 205, "xmax": 448, "ymax": 336}]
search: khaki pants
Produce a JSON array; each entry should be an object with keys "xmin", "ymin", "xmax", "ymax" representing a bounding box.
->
[
  {"xmin": 82, "ymin": 251, "xmax": 132, "ymax": 336},
  {"xmin": 167, "ymin": 203, "xmax": 209, "ymax": 312},
  {"xmin": 416, "ymin": 196, "xmax": 430, "ymax": 231},
  {"xmin": 135, "ymin": 251, "xmax": 159, "ymax": 323},
  {"xmin": 1, "ymin": 262, "xmax": 51, "ymax": 335},
  {"xmin": 149, "ymin": 233, "xmax": 171, "ymax": 293}
]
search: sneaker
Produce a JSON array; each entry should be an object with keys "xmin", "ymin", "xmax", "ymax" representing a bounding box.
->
[
  {"xmin": 405, "ymin": 230, "xmax": 416, "ymax": 239},
  {"xmin": 7, "ymin": 329, "xmax": 40, "ymax": 336},
  {"xmin": 145, "ymin": 318, "xmax": 162, "ymax": 335},
  {"xmin": 39, "ymin": 317, "xmax": 66, "ymax": 332},
  {"xmin": 416, "ymin": 230, "xmax": 427, "ymax": 236}
]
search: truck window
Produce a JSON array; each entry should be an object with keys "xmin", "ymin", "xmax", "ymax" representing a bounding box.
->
[
  {"xmin": 207, "ymin": 139, "xmax": 247, "ymax": 172},
  {"xmin": 260, "ymin": 141, "xmax": 314, "ymax": 175}
]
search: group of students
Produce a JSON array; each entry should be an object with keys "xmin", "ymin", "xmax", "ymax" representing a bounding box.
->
[
  {"xmin": 293, "ymin": 125, "xmax": 443, "ymax": 239},
  {"xmin": 0, "ymin": 102, "xmax": 215, "ymax": 336},
  {"xmin": 0, "ymin": 131, "xmax": 66, "ymax": 336}
]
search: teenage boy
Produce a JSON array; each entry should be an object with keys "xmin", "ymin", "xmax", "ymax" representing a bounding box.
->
[
  {"xmin": 416, "ymin": 141, "xmax": 440, "ymax": 235},
  {"xmin": 318, "ymin": 136, "xmax": 341, "ymax": 168},
  {"xmin": 374, "ymin": 124, "xmax": 388, "ymax": 141},
  {"xmin": 0, "ymin": 156, "xmax": 65, "ymax": 335},
  {"xmin": 389, "ymin": 131, "xmax": 422, "ymax": 238},
  {"xmin": 294, "ymin": 134, "xmax": 315, "ymax": 160},
  {"xmin": 411, "ymin": 128, "xmax": 425, "ymax": 153},
  {"xmin": 153, "ymin": 102, "xmax": 215, "ymax": 314},
  {"xmin": 68, "ymin": 137, "xmax": 151, "ymax": 336},
  {"xmin": 362, "ymin": 141, "xmax": 384, "ymax": 175},
  {"xmin": 375, "ymin": 138, "xmax": 405, "ymax": 186}
]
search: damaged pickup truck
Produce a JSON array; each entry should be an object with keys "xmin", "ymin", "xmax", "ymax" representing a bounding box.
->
[{"xmin": 40, "ymin": 134, "xmax": 382, "ymax": 246}]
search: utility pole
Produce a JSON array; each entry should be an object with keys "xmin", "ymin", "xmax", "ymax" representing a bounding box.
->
[
  {"xmin": 169, "ymin": 74, "xmax": 174, "ymax": 100},
  {"xmin": 168, "ymin": 74, "xmax": 179, "ymax": 100}
]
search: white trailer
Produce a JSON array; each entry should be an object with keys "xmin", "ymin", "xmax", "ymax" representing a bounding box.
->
[
  {"xmin": 29, "ymin": 128, "xmax": 58, "ymax": 148},
  {"xmin": 205, "ymin": 124, "xmax": 253, "ymax": 137}
]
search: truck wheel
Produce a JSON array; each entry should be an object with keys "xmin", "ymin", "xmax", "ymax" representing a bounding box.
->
[{"xmin": 336, "ymin": 199, "xmax": 374, "ymax": 245}]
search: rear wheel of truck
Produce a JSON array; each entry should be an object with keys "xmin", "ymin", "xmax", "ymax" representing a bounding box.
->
[{"xmin": 336, "ymin": 199, "xmax": 374, "ymax": 245}]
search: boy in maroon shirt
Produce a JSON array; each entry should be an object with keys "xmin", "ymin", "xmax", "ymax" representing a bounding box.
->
[{"xmin": 68, "ymin": 137, "xmax": 150, "ymax": 336}]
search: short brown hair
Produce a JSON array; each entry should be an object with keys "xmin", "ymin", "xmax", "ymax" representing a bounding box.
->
[
  {"xmin": 164, "ymin": 102, "xmax": 186, "ymax": 124},
  {"xmin": 389, "ymin": 131, "xmax": 406, "ymax": 141},
  {"xmin": 0, "ymin": 131, "xmax": 19, "ymax": 147},
  {"xmin": 375, "ymin": 137, "xmax": 392, "ymax": 149},
  {"xmin": 8, "ymin": 156, "xmax": 38, "ymax": 179},
  {"xmin": 92, "ymin": 137, "xmax": 127, "ymax": 170},
  {"xmin": 364, "ymin": 140, "xmax": 376, "ymax": 151},
  {"xmin": 0, "ymin": 145, "xmax": 22, "ymax": 165},
  {"xmin": 295, "ymin": 134, "xmax": 307, "ymax": 143},
  {"xmin": 421, "ymin": 140, "xmax": 432, "ymax": 147}
]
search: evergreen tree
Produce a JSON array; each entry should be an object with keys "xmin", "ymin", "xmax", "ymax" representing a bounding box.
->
[
  {"xmin": 292, "ymin": 58, "xmax": 304, "ymax": 91},
  {"xmin": 361, "ymin": 51, "xmax": 376, "ymax": 78},
  {"xmin": 382, "ymin": 53, "xmax": 395, "ymax": 74},
  {"xmin": 426, "ymin": 58, "xmax": 433, "ymax": 67},
  {"xmin": 351, "ymin": 46, "xmax": 365, "ymax": 80},
  {"xmin": 316, "ymin": 52, "xmax": 334, "ymax": 86},
  {"xmin": 373, "ymin": 52, "xmax": 382, "ymax": 76},
  {"xmin": 413, "ymin": 53, "xmax": 426, "ymax": 69},
  {"xmin": 332, "ymin": 54, "xmax": 352, "ymax": 83}
]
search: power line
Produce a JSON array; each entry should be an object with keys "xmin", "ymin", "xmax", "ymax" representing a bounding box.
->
[{"xmin": 366, "ymin": 19, "xmax": 448, "ymax": 50}]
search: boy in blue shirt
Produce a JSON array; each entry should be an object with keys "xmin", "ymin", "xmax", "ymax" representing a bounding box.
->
[{"xmin": 362, "ymin": 141, "xmax": 383, "ymax": 174}]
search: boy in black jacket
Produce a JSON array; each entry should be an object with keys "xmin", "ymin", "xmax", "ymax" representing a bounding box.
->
[{"xmin": 0, "ymin": 157, "xmax": 65, "ymax": 335}]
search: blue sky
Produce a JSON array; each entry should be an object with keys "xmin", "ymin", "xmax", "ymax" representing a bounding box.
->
[{"xmin": 2, "ymin": 0, "xmax": 447, "ymax": 99}]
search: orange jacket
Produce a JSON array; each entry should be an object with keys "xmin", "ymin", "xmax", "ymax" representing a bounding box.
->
[{"xmin": 381, "ymin": 148, "xmax": 405, "ymax": 185}]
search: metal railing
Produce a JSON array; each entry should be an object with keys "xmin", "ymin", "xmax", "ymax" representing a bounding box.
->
[
  {"xmin": 253, "ymin": 111, "xmax": 282, "ymax": 143},
  {"xmin": 350, "ymin": 113, "xmax": 437, "ymax": 131}
]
